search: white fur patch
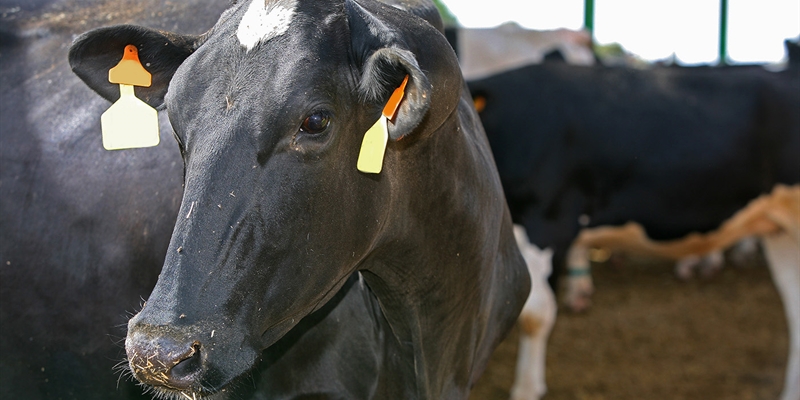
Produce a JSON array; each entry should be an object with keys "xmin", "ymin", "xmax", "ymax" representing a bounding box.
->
[{"xmin": 237, "ymin": 0, "xmax": 297, "ymax": 51}]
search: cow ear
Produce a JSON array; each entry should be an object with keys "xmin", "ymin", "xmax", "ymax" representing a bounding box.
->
[
  {"xmin": 68, "ymin": 25, "xmax": 200, "ymax": 109},
  {"xmin": 346, "ymin": 0, "xmax": 433, "ymax": 141},
  {"xmin": 359, "ymin": 47, "xmax": 432, "ymax": 141}
]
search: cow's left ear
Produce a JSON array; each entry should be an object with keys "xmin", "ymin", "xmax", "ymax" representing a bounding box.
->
[
  {"xmin": 69, "ymin": 25, "xmax": 201, "ymax": 108},
  {"xmin": 358, "ymin": 47, "xmax": 432, "ymax": 141},
  {"xmin": 347, "ymin": 0, "xmax": 461, "ymax": 141}
]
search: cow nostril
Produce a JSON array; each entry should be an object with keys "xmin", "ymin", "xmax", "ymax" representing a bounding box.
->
[
  {"xmin": 128, "ymin": 336, "xmax": 204, "ymax": 390},
  {"xmin": 170, "ymin": 341, "xmax": 202, "ymax": 382}
]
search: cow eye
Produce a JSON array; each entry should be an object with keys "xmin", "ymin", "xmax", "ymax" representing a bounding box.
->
[{"xmin": 300, "ymin": 111, "xmax": 331, "ymax": 134}]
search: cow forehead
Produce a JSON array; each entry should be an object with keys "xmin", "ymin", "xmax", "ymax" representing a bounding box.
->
[{"xmin": 237, "ymin": 0, "xmax": 299, "ymax": 51}]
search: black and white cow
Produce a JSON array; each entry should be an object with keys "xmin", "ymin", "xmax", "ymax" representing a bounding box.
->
[
  {"xmin": 67, "ymin": 0, "xmax": 529, "ymax": 399},
  {"xmin": 469, "ymin": 59, "xmax": 800, "ymax": 400}
]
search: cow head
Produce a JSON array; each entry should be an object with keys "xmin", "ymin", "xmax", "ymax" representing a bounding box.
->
[{"xmin": 69, "ymin": 0, "xmax": 461, "ymax": 397}]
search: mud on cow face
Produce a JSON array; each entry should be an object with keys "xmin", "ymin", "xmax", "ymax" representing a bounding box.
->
[{"xmin": 69, "ymin": 0, "xmax": 454, "ymax": 397}]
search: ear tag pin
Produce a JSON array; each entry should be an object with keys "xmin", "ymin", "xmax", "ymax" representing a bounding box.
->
[
  {"xmin": 357, "ymin": 75, "xmax": 409, "ymax": 174},
  {"xmin": 100, "ymin": 45, "xmax": 159, "ymax": 150}
]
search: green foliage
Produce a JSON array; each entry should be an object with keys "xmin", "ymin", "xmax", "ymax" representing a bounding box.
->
[
  {"xmin": 593, "ymin": 42, "xmax": 650, "ymax": 67},
  {"xmin": 594, "ymin": 42, "xmax": 625, "ymax": 59},
  {"xmin": 432, "ymin": 0, "xmax": 459, "ymax": 27}
]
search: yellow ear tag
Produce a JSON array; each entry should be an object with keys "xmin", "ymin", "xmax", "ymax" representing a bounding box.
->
[
  {"xmin": 356, "ymin": 115, "xmax": 389, "ymax": 173},
  {"xmin": 100, "ymin": 45, "xmax": 159, "ymax": 150},
  {"xmin": 357, "ymin": 75, "xmax": 409, "ymax": 174}
]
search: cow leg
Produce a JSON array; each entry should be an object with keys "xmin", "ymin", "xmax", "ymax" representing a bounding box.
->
[
  {"xmin": 564, "ymin": 242, "xmax": 593, "ymax": 312},
  {"xmin": 675, "ymin": 251, "xmax": 725, "ymax": 280},
  {"xmin": 511, "ymin": 311, "xmax": 554, "ymax": 400},
  {"xmin": 699, "ymin": 251, "xmax": 724, "ymax": 278},
  {"xmin": 674, "ymin": 255, "xmax": 703, "ymax": 280},
  {"xmin": 762, "ymin": 233, "xmax": 800, "ymax": 400},
  {"xmin": 511, "ymin": 226, "xmax": 557, "ymax": 400},
  {"xmin": 728, "ymin": 236, "xmax": 761, "ymax": 266}
]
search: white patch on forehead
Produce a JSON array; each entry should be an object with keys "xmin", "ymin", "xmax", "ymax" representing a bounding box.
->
[{"xmin": 237, "ymin": 0, "xmax": 297, "ymax": 51}]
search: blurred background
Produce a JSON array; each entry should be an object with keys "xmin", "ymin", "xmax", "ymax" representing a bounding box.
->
[
  {"xmin": 434, "ymin": 1, "xmax": 799, "ymax": 400},
  {"xmin": 437, "ymin": 0, "xmax": 799, "ymax": 65}
]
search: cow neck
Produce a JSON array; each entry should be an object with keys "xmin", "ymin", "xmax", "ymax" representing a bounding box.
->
[
  {"xmin": 362, "ymin": 235, "xmax": 510, "ymax": 399},
  {"xmin": 357, "ymin": 110, "xmax": 522, "ymax": 399}
]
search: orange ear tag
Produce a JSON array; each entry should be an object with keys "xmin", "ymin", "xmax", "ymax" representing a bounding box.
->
[
  {"xmin": 382, "ymin": 75, "xmax": 408, "ymax": 120},
  {"xmin": 357, "ymin": 75, "xmax": 409, "ymax": 174},
  {"xmin": 100, "ymin": 45, "xmax": 159, "ymax": 150},
  {"xmin": 108, "ymin": 45, "xmax": 152, "ymax": 87}
]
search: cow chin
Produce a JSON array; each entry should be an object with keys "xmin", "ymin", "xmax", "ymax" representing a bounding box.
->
[{"xmin": 142, "ymin": 385, "xmax": 233, "ymax": 400}]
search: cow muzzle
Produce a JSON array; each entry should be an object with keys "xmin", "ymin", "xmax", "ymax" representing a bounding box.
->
[{"xmin": 126, "ymin": 329, "xmax": 205, "ymax": 392}]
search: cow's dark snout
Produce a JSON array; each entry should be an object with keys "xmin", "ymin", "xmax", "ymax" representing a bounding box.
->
[{"xmin": 126, "ymin": 332, "xmax": 204, "ymax": 390}]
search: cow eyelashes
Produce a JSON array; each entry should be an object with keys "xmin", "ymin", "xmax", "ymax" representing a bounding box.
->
[{"xmin": 300, "ymin": 111, "xmax": 331, "ymax": 135}]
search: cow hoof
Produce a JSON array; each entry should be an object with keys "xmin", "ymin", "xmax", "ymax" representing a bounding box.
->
[
  {"xmin": 674, "ymin": 255, "xmax": 701, "ymax": 281},
  {"xmin": 699, "ymin": 256, "xmax": 724, "ymax": 279},
  {"xmin": 566, "ymin": 293, "xmax": 593, "ymax": 313}
]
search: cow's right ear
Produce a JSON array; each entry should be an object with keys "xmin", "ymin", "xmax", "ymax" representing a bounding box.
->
[
  {"xmin": 346, "ymin": 0, "xmax": 461, "ymax": 143},
  {"xmin": 68, "ymin": 25, "xmax": 201, "ymax": 108}
]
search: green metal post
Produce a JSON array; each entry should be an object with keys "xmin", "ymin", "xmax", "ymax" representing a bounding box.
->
[
  {"xmin": 584, "ymin": 0, "xmax": 594, "ymax": 38},
  {"xmin": 719, "ymin": 0, "xmax": 728, "ymax": 65}
]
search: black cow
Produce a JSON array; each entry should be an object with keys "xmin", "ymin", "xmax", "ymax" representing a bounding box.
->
[
  {"xmin": 469, "ymin": 56, "xmax": 800, "ymax": 399},
  {"xmin": 3, "ymin": 1, "xmax": 515, "ymax": 399},
  {"xmin": 0, "ymin": 1, "xmax": 226, "ymax": 398},
  {"xmin": 469, "ymin": 59, "xmax": 799, "ymax": 278},
  {"xmin": 67, "ymin": 0, "xmax": 529, "ymax": 399}
]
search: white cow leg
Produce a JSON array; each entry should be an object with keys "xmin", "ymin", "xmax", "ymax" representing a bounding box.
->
[
  {"xmin": 699, "ymin": 250, "xmax": 724, "ymax": 279},
  {"xmin": 728, "ymin": 236, "xmax": 761, "ymax": 266},
  {"xmin": 511, "ymin": 226, "xmax": 557, "ymax": 400},
  {"xmin": 511, "ymin": 284, "xmax": 556, "ymax": 400},
  {"xmin": 511, "ymin": 312, "xmax": 553, "ymax": 400},
  {"xmin": 675, "ymin": 255, "xmax": 702, "ymax": 280},
  {"xmin": 565, "ymin": 243, "xmax": 593, "ymax": 312},
  {"xmin": 762, "ymin": 233, "xmax": 800, "ymax": 400}
]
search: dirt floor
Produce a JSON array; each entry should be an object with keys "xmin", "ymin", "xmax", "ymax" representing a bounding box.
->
[{"xmin": 470, "ymin": 251, "xmax": 789, "ymax": 400}]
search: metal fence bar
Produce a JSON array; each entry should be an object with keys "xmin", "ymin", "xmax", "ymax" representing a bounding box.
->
[
  {"xmin": 584, "ymin": 0, "xmax": 595, "ymax": 38},
  {"xmin": 719, "ymin": 0, "xmax": 728, "ymax": 65}
]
